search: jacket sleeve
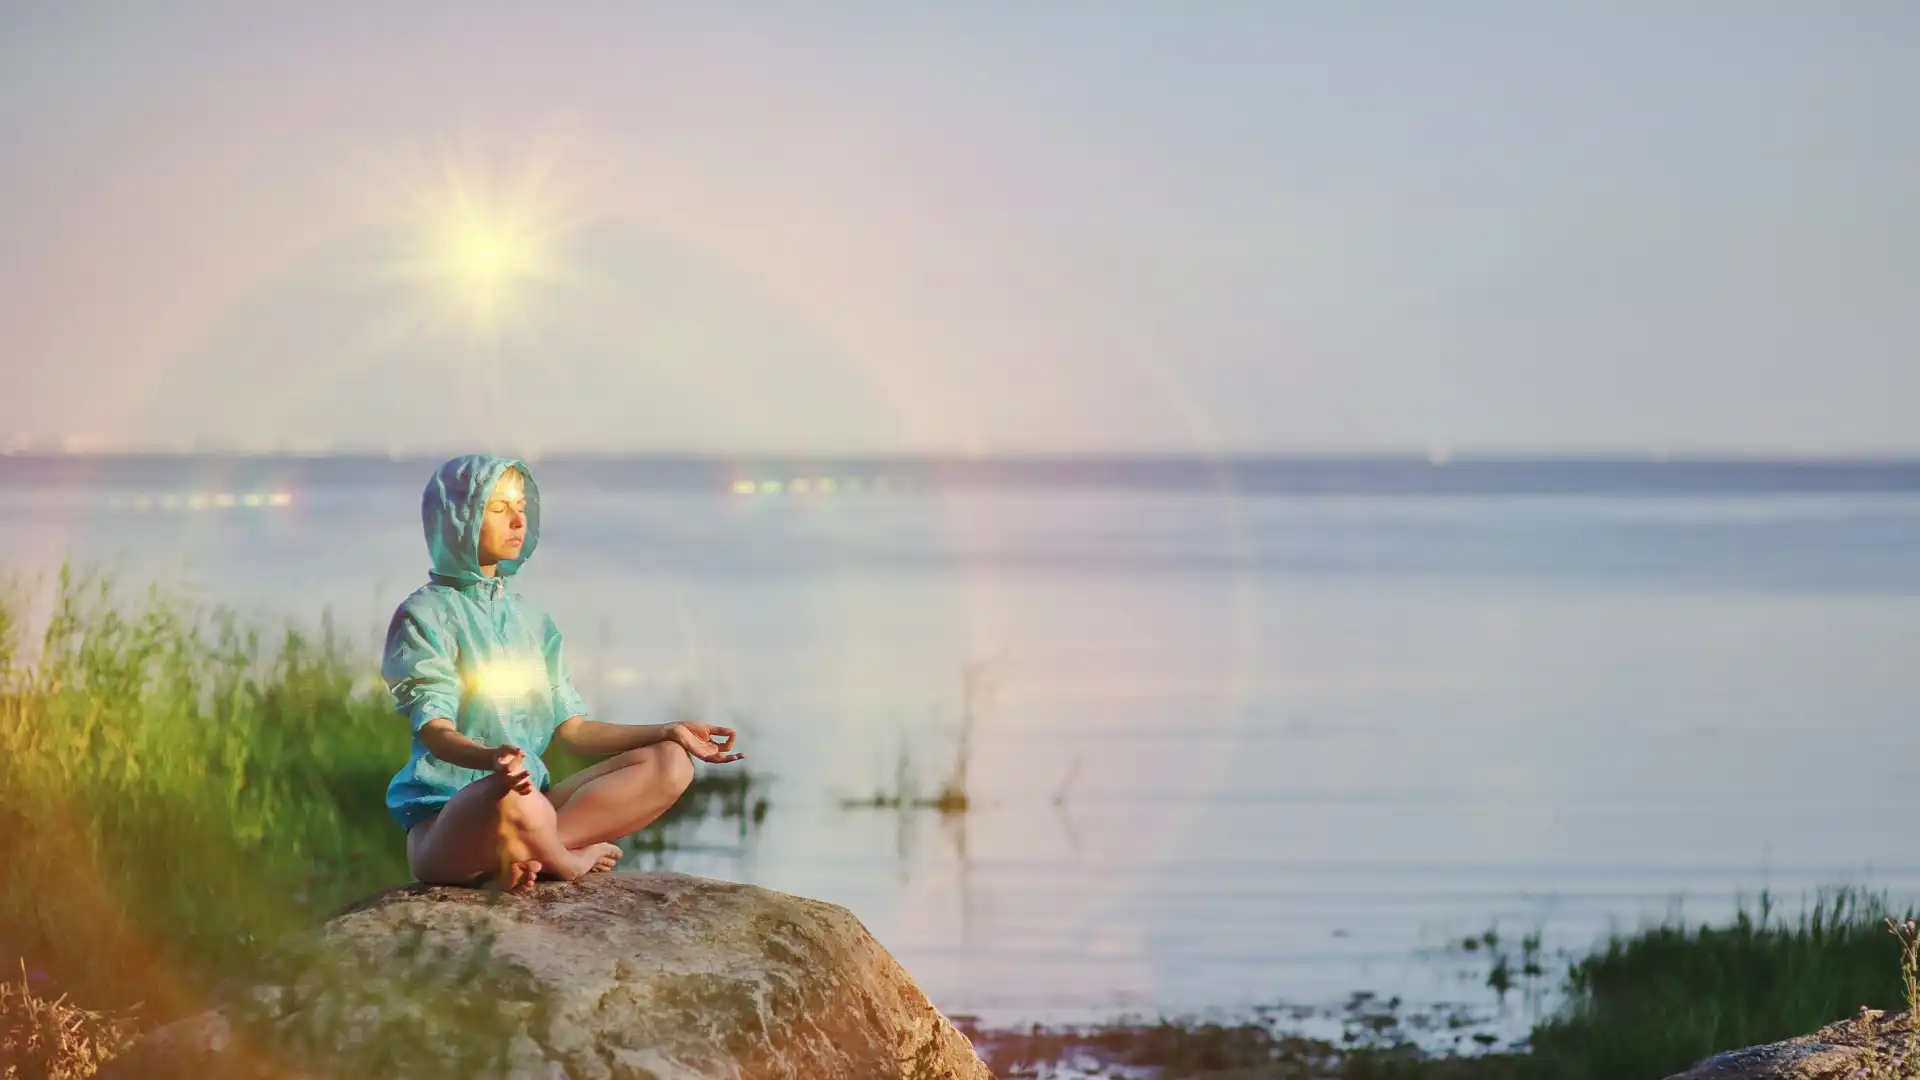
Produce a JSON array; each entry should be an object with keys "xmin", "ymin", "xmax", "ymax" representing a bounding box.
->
[
  {"xmin": 542, "ymin": 614, "xmax": 590, "ymax": 728},
  {"xmin": 382, "ymin": 605, "xmax": 462, "ymax": 734}
]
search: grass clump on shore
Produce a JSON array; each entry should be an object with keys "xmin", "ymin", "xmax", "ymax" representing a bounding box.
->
[
  {"xmin": 0, "ymin": 569, "xmax": 414, "ymax": 1021},
  {"xmin": 0, "ymin": 961, "xmax": 139, "ymax": 1079},
  {"xmin": 1518, "ymin": 888, "xmax": 1920, "ymax": 1080},
  {"xmin": 970, "ymin": 890, "xmax": 1920, "ymax": 1080},
  {"xmin": 0, "ymin": 569, "xmax": 760, "ymax": 1035}
]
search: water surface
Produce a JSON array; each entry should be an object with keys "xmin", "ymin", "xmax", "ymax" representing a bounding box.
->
[{"xmin": 10, "ymin": 454, "xmax": 1920, "ymax": 1040}]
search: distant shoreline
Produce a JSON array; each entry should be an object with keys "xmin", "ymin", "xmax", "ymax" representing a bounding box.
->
[{"xmin": 7, "ymin": 451, "xmax": 1920, "ymax": 496}]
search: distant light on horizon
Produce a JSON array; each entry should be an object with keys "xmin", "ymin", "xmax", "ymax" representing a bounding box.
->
[
  {"xmin": 102, "ymin": 489, "xmax": 294, "ymax": 511},
  {"xmin": 732, "ymin": 474, "xmax": 897, "ymax": 496}
]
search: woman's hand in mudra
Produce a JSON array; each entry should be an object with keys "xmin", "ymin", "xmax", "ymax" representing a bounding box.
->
[
  {"xmin": 669, "ymin": 722, "xmax": 744, "ymax": 764},
  {"xmin": 491, "ymin": 743, "xmax": 536, "ymax": 795}
]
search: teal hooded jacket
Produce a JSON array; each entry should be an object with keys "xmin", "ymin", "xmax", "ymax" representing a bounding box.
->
[{"xmin": 382, "ymin": 454, "xmax": 588, "ymax": 831}]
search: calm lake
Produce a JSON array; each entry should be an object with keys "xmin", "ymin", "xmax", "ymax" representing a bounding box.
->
[{"xmin": 10, "ymin": 455, "xmax": 1920, "ymax": 1043}]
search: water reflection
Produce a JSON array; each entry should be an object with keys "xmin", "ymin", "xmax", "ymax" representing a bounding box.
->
[{"xmin": 619, "ymin": 768, "xmax": 771, "ymax": 868}]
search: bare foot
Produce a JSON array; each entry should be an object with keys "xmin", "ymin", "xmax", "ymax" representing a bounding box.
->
[
  {"xmin": 484, "ymin": 858, "xmax": 543, "ymax": 895},
  {"xmin": 539, "ymin": 842, "xmax": 623, "ymax": 881},
  {"xmin": 583, "ymin": 842, "xmax": 622, "ymax": 874}
]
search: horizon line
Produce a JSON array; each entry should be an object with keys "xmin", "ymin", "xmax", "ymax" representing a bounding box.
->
[{"xmin": 9, "ymin": 447, "xmax": 1920, "ymax": 466}]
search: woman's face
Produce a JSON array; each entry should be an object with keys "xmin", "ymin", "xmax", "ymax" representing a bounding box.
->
[{"xmin": 476, "ymin": 471, "xmax": 528, "ymax": 568}]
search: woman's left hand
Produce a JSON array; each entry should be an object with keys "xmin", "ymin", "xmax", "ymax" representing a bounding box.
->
[{"xmin": 670, "ymin": 721, "xmax": 744, "ymax": 764}]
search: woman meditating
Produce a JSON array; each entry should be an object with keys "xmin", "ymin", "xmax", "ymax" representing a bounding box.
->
[{"xmin": 383, "ymin": 454, "xmax": 743, "ymax": 893}]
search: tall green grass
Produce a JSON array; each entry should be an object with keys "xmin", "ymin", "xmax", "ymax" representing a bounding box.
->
[
  {"xmin": 0, "ymin": 569, "xmax": 415, "ymax": 1021},
  {"xmin": 979, "ymin": 891, "xmax": 1920, "ymax": 1079},
  {"xmin": 0, "ymin": 568, "xmax": 757, "ymax": 1030},
  {"xmin": 1336, "ymin": 889, "xmax": 1920, "ymax": 1080},
  {"xmin": 1515, "ymin": 888, "xmax": 1919, "ymax": 1079}
]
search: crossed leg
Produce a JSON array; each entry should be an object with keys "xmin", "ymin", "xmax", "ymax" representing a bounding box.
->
[{"xmin": 406, "ymin": 744, "xmax": 696, "ymax": 893}]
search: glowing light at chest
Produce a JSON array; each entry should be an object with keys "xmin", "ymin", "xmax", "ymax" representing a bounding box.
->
[{"xmin": 465, "ymin": 659, "xmax": 546, "ymax": 700}]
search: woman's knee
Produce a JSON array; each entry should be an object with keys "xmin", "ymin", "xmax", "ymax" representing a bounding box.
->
[
  {"xmin": 499, "ymin": 785, "xmax": 558, "ymax": 832},
  {"xmin": 612, "ymin": 744, "xmax": 693, "ymax": 793},
  {"xmin": 656, "ymin": 743, "xmax": 694, "ymax": 794}
]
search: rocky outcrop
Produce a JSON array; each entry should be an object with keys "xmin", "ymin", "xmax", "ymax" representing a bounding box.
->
[
  {"xmin": 1664, "ymin": 1008, "xmax": 1918, "ymax": 1080},
  {"xmin": 101, "ymin": 871, "xmax": 993, "ymax": 1080}
]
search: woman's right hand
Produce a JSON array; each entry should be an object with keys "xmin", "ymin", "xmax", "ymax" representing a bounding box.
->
[{"xmin": 491, "ymin": 744, "xmax": 534, "ymax": 795}]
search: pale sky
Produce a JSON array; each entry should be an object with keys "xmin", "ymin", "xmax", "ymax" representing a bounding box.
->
[{"xmin": 2, "ymin": 2, "xmax": 1915, "ymax": 456}]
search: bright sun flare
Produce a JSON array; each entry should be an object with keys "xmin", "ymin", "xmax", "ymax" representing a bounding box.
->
[
  {"xmin": 427, "ymin": 207, "xmax": 549, "ymax": 330},
  {"xmin": 369, "ymin": 148, "xmax": 586, "ymax": 351}
]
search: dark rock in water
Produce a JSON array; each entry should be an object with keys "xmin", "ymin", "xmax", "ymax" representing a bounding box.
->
[
  {"xmin": 1664, "ymin": 1008, "xmax": 1918, "ymax": 1080},
  {"xmin": 100, "ymin": 871, "xmax": 992, "ymax": 1080}
]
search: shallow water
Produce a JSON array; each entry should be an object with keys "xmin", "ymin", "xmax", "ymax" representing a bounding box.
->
[{"xmin": 9, "ymin": 456, "xmax": 1920, "ymax": 1043}]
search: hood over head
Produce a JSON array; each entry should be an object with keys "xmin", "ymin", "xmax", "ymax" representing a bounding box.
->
[{"xmin": 420, "ymin": 454, "xmax": 541, "ymax": 586}]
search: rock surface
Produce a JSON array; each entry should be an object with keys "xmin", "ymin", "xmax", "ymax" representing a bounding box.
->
[
  {"xmin": 1664, "ymin": 1008, "xmax": 1918, "ymax": 1080},
  {"xmin": 101, "ymin": 871, "xmax": 993, "ymax": 1080}
]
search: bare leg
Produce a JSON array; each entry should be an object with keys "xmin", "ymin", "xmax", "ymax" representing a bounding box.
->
[
  {"xmin": 548, "ymin": 744, "xmax": 696, "ymax": 849},
  {"xmin": 407, "ymin": 770, "xmax": 622, "ymax": 890},
  {"xmin": 487, "ymin": 814, "xmax": 542, "ymax": 895}
]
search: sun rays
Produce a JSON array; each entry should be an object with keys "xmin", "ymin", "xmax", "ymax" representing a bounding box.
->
[
  {"xmin": 415, "ymin": 188, "xmax": 556, "ymax": 337},
  {"xmin": 391, "ymin": 173, "xmax": 574, "ymax": 346},
  {"xmin": 355, "ymin": 133, "xmax": 599, "ymax": 362}
]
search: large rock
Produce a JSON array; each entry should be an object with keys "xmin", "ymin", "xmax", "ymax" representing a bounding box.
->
[
  {"xmin": 1664, "ymin": 1008, "xmax": 1918, "ymax": 1080},
  {"xmin": 101, "ymin": 871, "xmax": 993, "ymax": 1080}
]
